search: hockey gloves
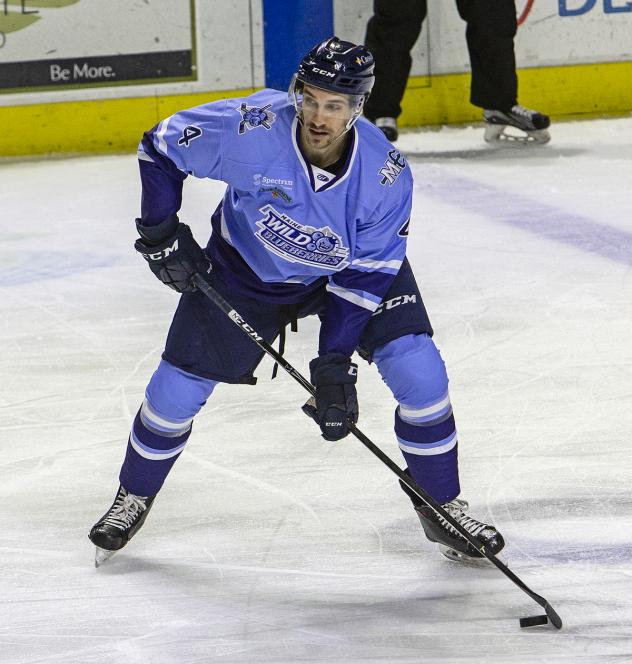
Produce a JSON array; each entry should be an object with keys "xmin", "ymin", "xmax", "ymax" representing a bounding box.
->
[
  {"xmin": 134, "ymin": 215, "xmax": 211, "ymax": 293},
  {"xmin": 308, "ymin": 353, "xmax": 359, "ymax": 441}
]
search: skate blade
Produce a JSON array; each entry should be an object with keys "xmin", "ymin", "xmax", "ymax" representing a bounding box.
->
[
  {"xmin": 484, "ymin": 123, "xmax": 550, "ymax": 145},
  {"xmin": 95, "ymin": 546, "xmax": 117, "ymax": 567},
  {"xmin": 439, "ymin": 545, "xmax": 508, "ymax": 567}
]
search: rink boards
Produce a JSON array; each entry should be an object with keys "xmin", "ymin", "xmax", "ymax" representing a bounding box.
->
[{"xmin": 0, "ymin": 0, "xmax": 631, "ymax": 156}]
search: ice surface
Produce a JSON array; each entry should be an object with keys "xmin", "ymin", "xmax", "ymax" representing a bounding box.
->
[{"xmin": 2, "ymin": 117, "xmax": 632, "ymax": 663}]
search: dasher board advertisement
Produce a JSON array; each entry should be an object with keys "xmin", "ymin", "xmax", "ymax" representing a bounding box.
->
[{"xmin": 0, "ymin": 0, "xmax": 196, "ymax": 93}]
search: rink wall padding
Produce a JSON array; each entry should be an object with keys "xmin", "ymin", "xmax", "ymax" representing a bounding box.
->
[
  {"xmin": 398, "ymin": 60, "xmax": 632, "ymax": 128},
  {"xmin": 1, "ymin": 62, "xmax": 632, "ymax": 157},
  {"xmin": 0, "ymin": 88, "xmax": 255, "ymax": 157}
]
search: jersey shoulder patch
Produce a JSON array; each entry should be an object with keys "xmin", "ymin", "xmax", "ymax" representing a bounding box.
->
[
  {"xmin": 236, "ymin": 102, "xmax": 277, "ymax": 135},
  {"xmin": 379, "ymin": 149, "xmax": 407, "ymax": 186}
]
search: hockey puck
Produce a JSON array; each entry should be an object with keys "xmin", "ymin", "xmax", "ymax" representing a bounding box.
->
[{"xmin": 519, "ymin": 614, "xmax": 549, "ymax": 628}]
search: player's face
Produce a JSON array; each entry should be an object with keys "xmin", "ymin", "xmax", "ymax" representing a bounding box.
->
[{"xmin": 300, "ymin": 85, "xmax": 353, "ymax": 149}]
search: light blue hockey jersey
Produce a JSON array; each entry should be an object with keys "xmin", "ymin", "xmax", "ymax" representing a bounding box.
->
[{"xmin": 138, "ymin": 89, "xmax": 413, "ymax": 356}]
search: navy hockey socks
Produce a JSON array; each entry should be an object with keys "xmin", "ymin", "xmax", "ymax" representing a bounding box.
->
[
  {"xmin": 119, "ymin": 402, "xmax": 193, "ymax": 497},
  {"xmin": 372, "ymin": 334, "xmax": 460, "ymax": 503},
  {"xmin": 395, "ymin": 393, "xmax": 460, "ymax": 504},
  {"xmin": 118, "ymin": 359, "xmax": 217, "ymax": 496}
]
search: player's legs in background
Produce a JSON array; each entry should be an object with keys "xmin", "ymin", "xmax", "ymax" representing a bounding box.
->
[
  {"xmin": 364, "ymin": 0, "xmax": 426, "ymax": 139},
  {"xmin": 456, "ymin": 0, "xmax": 518, "ymax": 111},
  {"xmin": 456, "ymin": 0, "xmax": 551, "ymax": 142}
]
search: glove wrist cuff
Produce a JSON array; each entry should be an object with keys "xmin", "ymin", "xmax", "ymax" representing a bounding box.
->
[
  {"xmin": 135, "ymin": 214, "xmax": 179, "ymax": 246},
  {"xmin": 310, "ymin": 353, "xmax": 358, "ymax": 386}
]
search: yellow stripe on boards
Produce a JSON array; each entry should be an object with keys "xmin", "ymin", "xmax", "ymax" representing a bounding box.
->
[
  {"xmin": 1, "ymin": 60, "xmax": 632, "ymax": 157},
  {"xmin": 0, "ymin": 89, "xmax": 255, "ymax": 157},
  {"xmin": 399, "ymin": 60, "xmax": 632, "ymax": 128}
]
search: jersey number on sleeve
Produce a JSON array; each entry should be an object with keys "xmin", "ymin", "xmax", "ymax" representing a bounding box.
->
[
  {"xmin": 397, "ymin": 218, "xmax": 410, "ymax": 237},
  {"xmin": 178, "ymin": 126, "xmax": 202, "ymax": 147}
]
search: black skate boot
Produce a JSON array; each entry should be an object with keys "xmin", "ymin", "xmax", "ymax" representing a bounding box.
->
[
  {"xmin": 89, "ymin": 485, "xmax": 155, "ymax": 566},
  {"xmin": 400, "ymin": 473, "xmax": 505, "ymax": 564},
  {"xmin": 483, "ymin": 104, "xmax": 551, "ymax": 144},
  {"xmin": 374, "ymin": 117, "xmax": 398, "ymax": 142}
]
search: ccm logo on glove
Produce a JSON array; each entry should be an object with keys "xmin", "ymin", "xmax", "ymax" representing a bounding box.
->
[
  {"xmin": 134, "ymin": 217, "xmax": 211, "ymax": 293},
  {"xmin": 309, "ymin": 353, "xmax": 359, "ymax": 441},
  {"xmin": 139, "ymin": 239, "xmax": 179, "ymax": 261}
]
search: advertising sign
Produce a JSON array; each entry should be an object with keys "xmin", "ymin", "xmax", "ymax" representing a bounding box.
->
[{"xmin": 0, "ymin": 0, "xmax": 196, "ymax": 93}]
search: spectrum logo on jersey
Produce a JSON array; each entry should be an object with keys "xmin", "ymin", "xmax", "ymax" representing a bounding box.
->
[
  {"xmin": 255, "ymin": 205, "xmax": 350, "ymax": 269},
  {"xmin": 253, "ymin": 173, "xmax": 294, "ymax": 190}
]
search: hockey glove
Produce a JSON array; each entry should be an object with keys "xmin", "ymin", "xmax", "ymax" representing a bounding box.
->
[
  {"xmin": 308, "ymin": 353, "xmax": 359, "ymax": 441},
  {"xmin": 134, "ymin": 215, "xmax": 211, "ymax": 293}
]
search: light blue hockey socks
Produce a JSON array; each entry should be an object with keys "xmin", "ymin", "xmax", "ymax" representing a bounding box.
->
[
  {"xmin": 395, "ymin": 395, "xmax": 459, "ymax": 503},
  {"xmin": 374, "ymin": 333, "xmax": 460, "ymax": 503},
  {"xmin": 119, "ymin": 360, "xmax": 217, "ymax": 497}
]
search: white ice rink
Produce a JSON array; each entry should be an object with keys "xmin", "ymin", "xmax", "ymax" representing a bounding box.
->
[{"xmin": 2, "ymin": 117, "xmax": 632, "ymax": 663}]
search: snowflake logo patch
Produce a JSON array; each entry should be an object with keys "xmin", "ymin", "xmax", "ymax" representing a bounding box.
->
[{"xmin": 236, "ymin": 103, "xmax": 276, "ymax": 135}]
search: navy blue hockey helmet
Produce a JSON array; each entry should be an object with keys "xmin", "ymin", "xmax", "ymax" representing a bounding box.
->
[
  {"xmin": 289, "ymin": 37, "xmax": 375, "ymax": 130},
  {"xmin": 296, "ymin": 36, "xmax": 375, "ymax": 97}
]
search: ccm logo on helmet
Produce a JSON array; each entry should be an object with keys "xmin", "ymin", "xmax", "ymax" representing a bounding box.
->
[{"xmin": 312, "ymin": 67, "xmax": 335, "ymax": 77}]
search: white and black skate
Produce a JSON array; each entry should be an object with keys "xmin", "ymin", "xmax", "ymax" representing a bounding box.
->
[
  {"xmin": 413, "ymin": 498, "xmax": 505, "ymax": 565},
  {"xmin": 88, "ymin": 485, "xmax": 155, "ymax": 567},
  {"xmin": 374, "ymin": 117, "xmax": 399, "ymax": 142},
  {"xmin": 399, "ymin": 471, "xmax": 504, "ymax": 564},
  {"xmin": 483, "ymin": 104, "xmax": 551, "ymax": 145}
]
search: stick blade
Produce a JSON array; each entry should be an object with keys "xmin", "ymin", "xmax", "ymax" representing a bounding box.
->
[{"xmin": 544, "ymin": 602, "xmax": 563, "ymax": 629}]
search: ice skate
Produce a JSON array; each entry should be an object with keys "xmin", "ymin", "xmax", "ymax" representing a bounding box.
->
[
  {"xmin": 400, "ymin": 473, "xmax": 504, "ymax": 564},
  {"xmin": 414, "ymin": 498, "xmax": 505, "ymax": 565},
  {"xmin": 483, "ymin": 104, "xmax": 551, "ymax": 145},
  {"xmin": 89, "ymin": 485, "xmax": 155, "ymax": 567},
  {"xmin": 374, "ymin": 117, "xmax": 398, "ymax": 142}
]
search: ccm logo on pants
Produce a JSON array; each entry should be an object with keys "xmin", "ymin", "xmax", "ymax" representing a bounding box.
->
[{"xmin": 373, "ymin": 294, "xmax": 417, "ymax": 316}]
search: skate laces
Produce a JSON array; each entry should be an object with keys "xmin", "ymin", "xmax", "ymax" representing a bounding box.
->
[
  {"xmin": 103, "ymin": 490, "xmax": 148, "ymax": 530},
  {"xmin": 510, "ymin": 104, "xmax": 536, "ymax": 118},
  {"xmin": 439, "ymin": 499, "xmax": 496, "ymax": 540}
]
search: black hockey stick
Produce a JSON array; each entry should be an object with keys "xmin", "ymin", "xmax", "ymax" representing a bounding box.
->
[{"xmin": 192, "ymin": 273, "xmax": 562, "ymax": 630}]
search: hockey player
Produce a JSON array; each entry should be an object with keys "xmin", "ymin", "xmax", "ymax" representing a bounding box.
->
[
  {"xmin": 89, "ymin": 37, "xmax": 504, "ymax": 566},
  {"xmin": 364, "ymin": 0, "xmax": 551, "ymax": 144}
]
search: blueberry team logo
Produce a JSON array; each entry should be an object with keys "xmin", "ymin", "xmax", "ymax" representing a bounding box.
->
[
  {"xmin": 237, "ymin": 103, "xmax": 276, "ymax": 135},
  {"xmin": 255, "ymin": 205, "xmax": 349, "ymax": 269}
]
